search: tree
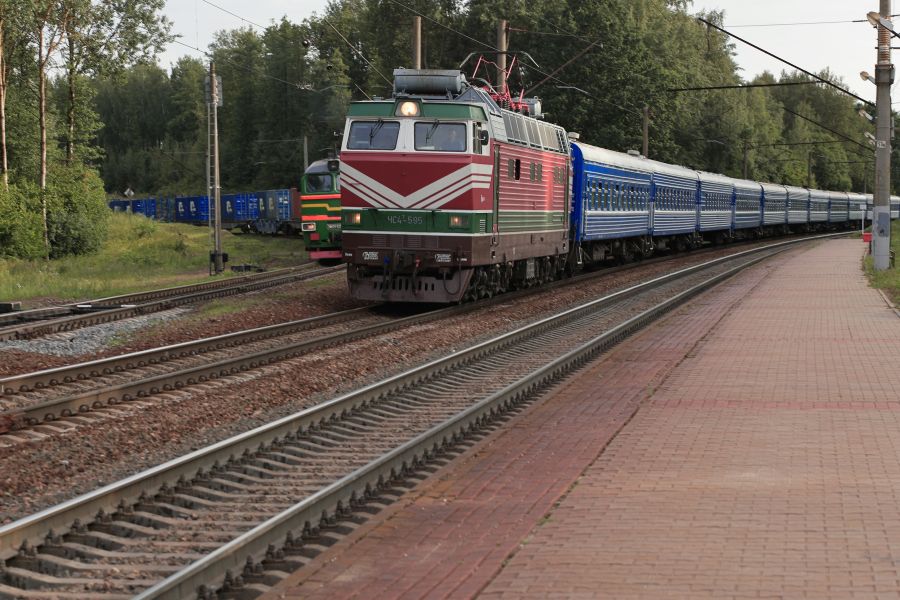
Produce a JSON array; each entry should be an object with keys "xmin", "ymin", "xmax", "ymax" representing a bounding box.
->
[
  {"xmin": 60, "ymin": 0, "xmax": 171, "ymax": 164},
  {"xmin": 32, "ymin": 1, "xmax": 68, "ymax": 256}
]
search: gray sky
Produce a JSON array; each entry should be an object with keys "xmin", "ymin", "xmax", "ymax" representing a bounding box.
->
[{"xmin": 159, "ymin": 0, "xmax": 885, "ymax": 102}]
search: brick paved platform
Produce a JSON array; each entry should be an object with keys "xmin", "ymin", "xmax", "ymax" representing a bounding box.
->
[{"xmin": 265, "ymin": 239, "xmax": 900, "ymax": 599}]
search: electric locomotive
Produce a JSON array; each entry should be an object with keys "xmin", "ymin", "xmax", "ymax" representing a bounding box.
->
[
  {"xmin": 340, "ymin": 69, "xmax": 570, "ymax": 302},
  {"xmin": 298, "ymin": 158, "xmax": 342, "ymax": 261}
]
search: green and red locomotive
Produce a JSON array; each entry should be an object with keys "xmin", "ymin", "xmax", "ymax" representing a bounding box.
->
[
  {"xmin": 298, "ymin": 159, "xmax": 342, "ymax": 261},
  {"xmin": 340, "ymin": 68, "xmax": 570, "ymax": 302}
]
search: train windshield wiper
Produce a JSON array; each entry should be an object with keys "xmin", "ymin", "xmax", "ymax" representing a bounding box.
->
[
  {"xmin": 369, "ymin": 119, "xmax": 384, "ymax": 142},
  {"xmin": 425, "ymin": 120, "xmax": 441, "ymax": 142}
]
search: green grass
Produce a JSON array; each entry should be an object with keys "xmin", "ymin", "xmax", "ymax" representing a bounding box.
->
[
  {"xmin": 865, "ymin": 230, "xmax": 900, "ymax": 304},
  {"xmin": 0, "ymin": 212, "xmax": 307, "ymax": 306}
]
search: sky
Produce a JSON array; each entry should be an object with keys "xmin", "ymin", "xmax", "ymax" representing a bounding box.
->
[{"xmin": 159, "ymin": 0, "xmax": 887, "ymax": 103}]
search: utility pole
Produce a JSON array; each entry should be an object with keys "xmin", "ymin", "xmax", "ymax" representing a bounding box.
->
[
  {"xmin": 497, "ymin": 19, "xmax": 508, "ymax": 94},
  {"xmin": 642, "ymin": 105, "xmax": 650, "ymax": 158},
  {"xmin": 742, "ymin": 141, "xmax": 749, "ymax": 179},
  {"xmin": 807, "ymin": 152, "xmax": 812, "ymax": 188},
  {"xmin": 413, "ymin": 16, "xmax": 422, "ymax": 70},
  {"xmin": 303, "ymin": 135, "xmax": 309, "ymax": 170},
  {"xmin": 873, "ymin": 0, "xmax": 893, "ymax": 270},
  {"xmin": 208, "ymin": 61, "xmax": 224, "ymax": 275}
]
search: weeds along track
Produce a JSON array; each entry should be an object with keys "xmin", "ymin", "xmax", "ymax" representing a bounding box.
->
[
  {"xmin": 0, "ymin": 236, "xmax": 821, "ymax": 599},
  {"xmin": 0, "ymin": 263, "xmax": 344, "ymax": 342}
]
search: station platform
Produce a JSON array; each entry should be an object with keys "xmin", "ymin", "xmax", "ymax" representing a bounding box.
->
[{"xmin": 264, "ymin": 239, "xmax": 900, "ymax": 599}]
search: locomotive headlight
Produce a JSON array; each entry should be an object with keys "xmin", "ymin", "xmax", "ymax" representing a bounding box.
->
[
  {"xmin": 301, "ymin": 223, "xmax": 316, "ymax": 232},
  {"xmin": 346, "ymin": 211, "xmax": 362, "ymax": 225},
  {"xmin": 449, "ymin": 215, "xmax": 468, "ymax": 228},
  {"xmin": 397, "ymin": 101, "xmax": 419, "ymax": 117}
]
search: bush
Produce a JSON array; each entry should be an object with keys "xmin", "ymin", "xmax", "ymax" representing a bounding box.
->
[
  {"xmin": 0, "ymin": 183, "xmax": 45, "ymax": 260},
  {"xmin": 45, "ymin": 165, "xmax": 110, "ymax": 258}
]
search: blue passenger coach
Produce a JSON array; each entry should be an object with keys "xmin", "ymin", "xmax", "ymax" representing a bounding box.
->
[
  {"xmin": 809, "ymin": 189, "xmax": 829, "ymax": 224},
  {"xmin": 696, "ymin": 171, "xmax": 733, "ymax": 236},
  {"xmin": 848, "ymin": 192, "xmax": 866, "ymax": 223},
  {"xmin": 828, "ymin": 191, "xmax": 849, "ymax": 224},
  {"xmin": 648, "ymin": 159, "xmax": 698, "ymax": 238},
  {"xmin": 762, "ymin": 183, "xmax": 788, "ymax": 228},
  {"xmin": 733, "ymin": 178, "xmax": 763, "ymax": 231},
  {"xmin": 570, "ymin": 143, "xmax": 652, "ymax": 247},
  {"xmin": 785, "ymin": 185, "xmax": 809, "ymax": 228}
]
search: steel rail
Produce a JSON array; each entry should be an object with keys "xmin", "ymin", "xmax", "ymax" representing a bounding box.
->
[
  {"xmin": 0, "ymin": 234, "xmax": 829, "ymax": 567},
  {"xmin": 0, "ymin": 265, "xmax": 318, "ymax": 327},
  {"xmin": 137, "ymin": 244, "xmax": 784, "ymax": 600},
  {"xmin": 0, "ymin": 233, "xmax": 811, "ymax": 432},
  {"xmin": 0, "ymin": 265, "xmax": 344, "ymax": 341},
  {"xmin": 0, "ymin": 239, "xmax": 752, "ymax": 426},
  {"xmin": 0, "ymin": 306, "xmax": 373, "ymax": 396},
  {"xmin": 1, "ymin": 304, "xmax": 471, "ymax": 430}
]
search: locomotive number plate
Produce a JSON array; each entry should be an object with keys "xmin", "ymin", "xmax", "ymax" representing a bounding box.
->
[{"xmin": 383, "ymin": 213, "xmax": 426, "ymax": 230}]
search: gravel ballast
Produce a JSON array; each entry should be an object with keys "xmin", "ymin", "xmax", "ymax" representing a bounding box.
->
[{"xmin": 0, "ymin": 244, "xmax": 802, "ymax": 522}]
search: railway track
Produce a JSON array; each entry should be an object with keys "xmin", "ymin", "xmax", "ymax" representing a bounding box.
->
[
  {"xmin": 0, "ymin": 263, "xmax": 344, "ymax": 342},
  {"xmin": 0, "ymin": 235, "xmax": 807, "ymax": 440},
  {"xmin": 0, "ymin": 234, "xmax": 828, "ymax": 599}
]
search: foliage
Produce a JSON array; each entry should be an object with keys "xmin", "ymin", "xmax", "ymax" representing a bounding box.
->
[
  {"xmin": 865, "ymin": 229, "xmax": 900, "ymax": 304},
  {"xmin": 44, "ymin": 164, "xmax": 109, "ymax": 258},
  {"xmin": 0, "ymin": 0, "xmax": 888, "ymax": 258},
  {"xmin": 0, "ymin": 183, "xmax": 45, "ymax": 259},
  {"xmin": 0, "ymin": 0, "xmax": 170, "ymax": 260},
  {"xmin": 0, "ymin": 212, "xmax": 306, "ymax": 303}
]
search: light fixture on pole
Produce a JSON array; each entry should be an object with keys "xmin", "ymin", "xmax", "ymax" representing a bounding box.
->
[
  {"xmin": 860, "ymin": 70, "xmax": 876, "ymax": 84},
  {"xmin": 868, "ymin": 11, "xmax": 899, "ymax": 36}
]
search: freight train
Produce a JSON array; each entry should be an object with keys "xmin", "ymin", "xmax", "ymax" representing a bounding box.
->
[
  {"xmin": 339, "ymin": 68, "xmax": 897, "ymax": 303},
  {"xmin": 108, "ymin": 161, "xmax": 343, "ymax": 262}
]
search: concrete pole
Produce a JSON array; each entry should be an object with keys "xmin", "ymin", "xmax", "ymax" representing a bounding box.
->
[
  {"xmin": 743, "ymin": 141, "xmax": 749, "ymax": 179},
  {"xmin": 210, "ymin": 61, "xmax": 224, "ymax": 275},
  {"xmin": 303, "ymin": 134, "xmax": 309, "ymax": 170},
  {"xmin": 642, "ymin": 105, "xmax": 649, "ymax": 158},
  {"xmin": 807, "ymin": 152, "xmax": 812, "ymax": 188},
  {"xmin": 497, "ymin": 19, "xmax": 507, "ymax": 94},
  {"xmin": 873, "ymin": 0, "xmax": 893, "ymax": 270},
  {"xmin": 413, "ymin": 16, "xmax": 422, "ymax": 70}
]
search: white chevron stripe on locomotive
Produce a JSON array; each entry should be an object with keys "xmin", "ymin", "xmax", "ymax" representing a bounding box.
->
[{"xmin": 341, "ymin": 162, "xmax": 493, "ymax": 210}]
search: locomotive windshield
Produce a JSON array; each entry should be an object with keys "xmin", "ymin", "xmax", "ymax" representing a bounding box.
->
[
  {"xmin": 348, "ymin": 120, "xmax": 400, "ymax": 150},
  {"xmin": 414, "ymin": 122, "xmax": 466, "ymax": 152},
  {"xmin": 305, "ymin": 174, "xmax": 333, "ymax": 192}
]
